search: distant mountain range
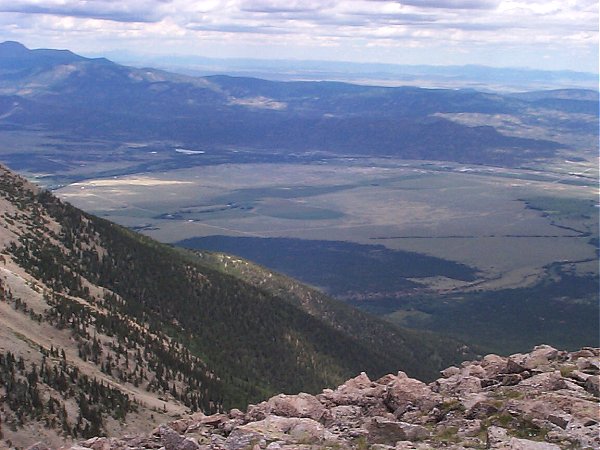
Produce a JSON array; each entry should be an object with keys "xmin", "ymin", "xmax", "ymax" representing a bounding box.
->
[
  {"xmin": 1, "ymin": 40, "xmax": 597, "ymax": 178},
  {"xmin": 110, "ymin": 51, "xmax": 600, "ymax": 91}
]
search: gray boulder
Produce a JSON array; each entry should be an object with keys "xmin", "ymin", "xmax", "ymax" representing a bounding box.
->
[{"xmin": 365, "ymin": 416, "xmax": 429, "ymax": 444}]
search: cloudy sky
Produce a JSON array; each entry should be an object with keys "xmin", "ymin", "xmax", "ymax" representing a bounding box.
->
[{"xmin": 0, "ymin": 0, "xmax": 597, "ymax": 72}]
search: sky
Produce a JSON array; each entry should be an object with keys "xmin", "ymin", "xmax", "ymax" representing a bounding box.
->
[{"xmin": 0, "ymin": 0, "xmax": 597, "ymax": 73}]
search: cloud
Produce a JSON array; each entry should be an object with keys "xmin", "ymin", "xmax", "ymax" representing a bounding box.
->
[
  {"xmin": 0, "ymin": 0, "xmax": 167, "ymax": 23},
  {"xmin": 394, "ymin": 0, "xmax": 499, "ymax": 10},
  {"xmin": 187, "ymin": 22, "xmax": 290, "ymax": 35},
  {"xmin": 0, "ymin": 0, "xmax": 596, "ymax": 72},
  {"xmin": 239, "ymin": 0, "xmax": 335, "ymax": 14}
]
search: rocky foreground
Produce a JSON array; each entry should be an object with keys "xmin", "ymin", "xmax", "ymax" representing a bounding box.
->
[{"xmin": 34, "ymin": 346, "xmax": 599, "ymax": 450}]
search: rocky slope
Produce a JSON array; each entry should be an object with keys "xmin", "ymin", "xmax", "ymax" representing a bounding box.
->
[{"xmin": 45, "ymin": 345, "xmax": 599, "ymax": 450}]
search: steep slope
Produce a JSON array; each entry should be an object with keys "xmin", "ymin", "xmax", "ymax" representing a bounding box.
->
[
  {"xmin": 193, "ymin": 250, "xmax": 477, "ymax": 379},
  {"xmin": 0, "ymin": 164, "xmax": 475, "ymax": 448}
]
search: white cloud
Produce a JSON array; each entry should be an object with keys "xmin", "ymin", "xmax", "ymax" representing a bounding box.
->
[
  {"xmin": 0, "ymin": 0, "xmax": 596, "ymax": 71},
  {"xmin": 390, "ymin": 0, "xmax": 500, "ymax": 10}
]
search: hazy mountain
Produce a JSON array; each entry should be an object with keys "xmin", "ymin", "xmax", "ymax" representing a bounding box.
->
[
  {"xmin": 0, "ymin": 163, "xmax": 476, "ymax": 447},
  {"xmin": 112, "ymin": 51, "xmax": 600, "ymax": 91},
  {"xmin": 1, "ymin": 41, "xmax": 593, "ymax": 172},
  {"xmin": 0, "ymin": 40, "xmax": 86, "ymax": 72}
]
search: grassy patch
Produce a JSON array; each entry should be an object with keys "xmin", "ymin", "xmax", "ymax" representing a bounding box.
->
[
  {"xmin": 435, "ymin": 426, "xmax": 460, "ymax": 444},
  {"xmin": 440, "ymin": 399, "xmax": 466, "ymax": 415},
  {"xmin": 559, "ymin": 364, "xmax": 578, "ymax": 378}
]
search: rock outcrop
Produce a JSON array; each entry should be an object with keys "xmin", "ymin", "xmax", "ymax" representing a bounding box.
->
[{"xmin": 35, "ymin": 346, "xmax": 599, "ymax": 450}]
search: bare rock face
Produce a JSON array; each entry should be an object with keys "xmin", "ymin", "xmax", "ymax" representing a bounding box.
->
[
  {"xmin": 37, "ymin": 346, "xmax": 598, "ymax": 450},
  {"xmin": 382, "ymin": 371, "xmax": 442, "ymax": 419},
  {"xmin": 247, "ymin": 392, "xmax": 326, "ymax": 422}
]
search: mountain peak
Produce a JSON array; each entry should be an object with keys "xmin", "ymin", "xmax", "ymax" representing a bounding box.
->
[
  {"xmin": 0, "ymin": 40, "xmax": 29, "ymax": 56},
  {"xmin": 0, "ymin": 41, "xmax": 85, "ymax": 73}
]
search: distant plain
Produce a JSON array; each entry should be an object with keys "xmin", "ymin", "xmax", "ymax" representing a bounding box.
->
[{"xmin": 57, "ymin": 157, "xmax": 598, "ymax": 292}]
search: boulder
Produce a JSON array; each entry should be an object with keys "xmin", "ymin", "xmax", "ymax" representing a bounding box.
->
[
  {"xmin": 486, "ymin": 425, "xmax": 509, "ymax": 446},
  {"xmin": 81, "ymin": 438, "xmax": 112, "ymax": 450},
  {"xmin": 576, "ymin": 357, "xmax": 600, "ymax": 374},
  {"xmin": 518, "ymin": 371, "xmax": 565, "ymax": 391},
  {"xmin": 156, "ymin": 425, "xmax": 200, "ymax": 450},
  {"xmin": 440, "ymin": 366, "xmax": 460, "ymax": 378},
  {"xmin": 345, "ymin": 372, "xmax": 373, "ymax": 390},
  {"xmin": 481, "ymin": 354, "xmax": 508, "ymax": 377},
  {"xmin": 547, "ymin": 413, "xmax": 571, "ymax": 429},
  {"xmin": 326, "ymin": 404, "xmax": 363, "ymax": 427},
  {"xmin": 584, "ymin": 375, "xmax": 599, "ymax": 397},
  {"xmin": 571, "ymin": 349, "xmax": 596, "ymax": 358},
  {"xmin": 487, "ymin": 426, "xmax": 561, "ymax": 449},
  {"xmin": 522, "ymin": 345, "xmax": 562, "ymax": 369},
  {"xmin": 385, "ymin": 371, "xmax": 440, "ymax": 416},
  {"xmin": 504, "ymin": 438, "xmax": 561, "ymax": 449},
  {"xmin": 465, "ymin": 400, "xmax": 499, "ymax": 420},
  {"xmin": 196, "ymin": 413, "xmax": 228, "ymax": 426},
  {"xmin": 229, "ymin": 408, "xmax": 245, "ymax": 419},
  {"xmin": 464, "ymin": 363, "xmax": 487, "ymax": 379},
  {"xmin": 567, "ymin": 370, "xmax": 591, "ymax": 383},
  {"xmin": 432, "ymin": 374, "xmax": 482, "ymax": 396},
  {"xmin": 233, "ymin": 415, "xmax": 329, "ymax": 444},
  {"xmin": 224, "ymin": 428, "xmax": 266, "ymax": 450},
  {"xmin": 169, "ymin": 417, "xmax": 193, "ymax": 434},
  {"xmin": 318, "ymin": 372, "xmax": 387, "ymax": 408},
  {"xmin": 263, "ymin": 393, "xmax": 326, "ymax": 421},
  {"xmin": 506, "ymin": 358, "xmax": 527, "ymax": 374},
  {"xmin": 365, "ymin": 416, "xmax": 429, "ymax": 444},
  {"xmin": 25, "ymin": 443, "xmax": 52, "ymax": 450}
]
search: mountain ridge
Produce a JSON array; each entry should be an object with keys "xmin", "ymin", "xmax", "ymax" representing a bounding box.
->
[{"xmin": 1, "ymin": 41, "xmax": 588, "ymax": 172}]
